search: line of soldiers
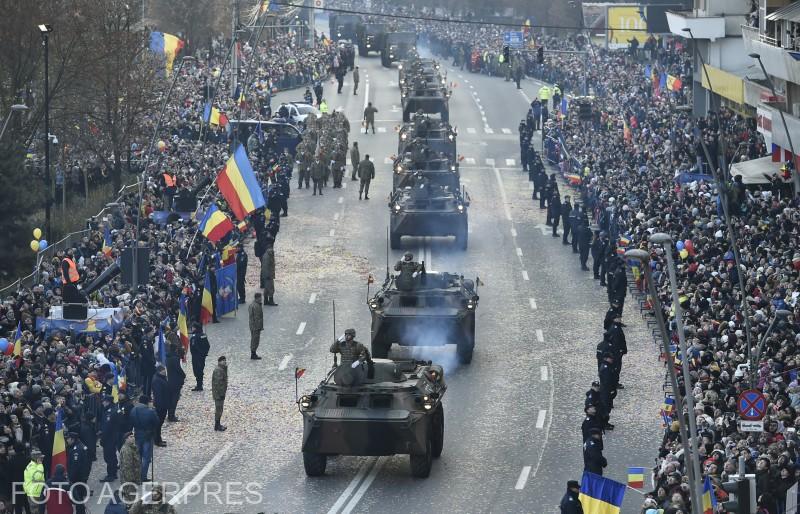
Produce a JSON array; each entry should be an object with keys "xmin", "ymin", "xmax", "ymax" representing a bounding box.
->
[{"xmin": 295, "ymin": 111, "xmax": 351, "ymax": 194}]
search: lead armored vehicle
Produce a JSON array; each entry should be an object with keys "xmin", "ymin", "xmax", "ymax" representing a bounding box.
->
[
  {"xmin": 368, "ymin": 270, "xmax": 479, "ymax": 363},
  {"xmin": 299, "ymin": 359, "xmax": 446, "ymax": 478},
  {"xmin": 389, "ymin": 181, "xmax": 469, "ymax": 250}
]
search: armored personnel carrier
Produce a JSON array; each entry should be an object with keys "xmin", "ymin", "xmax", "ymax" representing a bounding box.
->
[
  {"xmin": 399, "ymin": 57, "xmax": 443, "ymax": 88},
  {"xmin": 393, "ymin": 158, "xmax": 459, "ymax": 191},
  {"xmin": 401, "ymin": 79, "xmax": 450, "ymax": 123},
  {"xmin": 299, "ymin": 359, "xmax": 447, "ymax": 478},
  {"xmin": 368, "ymin": 271, "xmax": 479, "ymax": 363},
  {"xmin": 398, "ymin": 119, "xmax": 457, "ymax": 160},
  {"xmin": 388, "ymin": 180, "xmax": 469, "ymax": 250}
]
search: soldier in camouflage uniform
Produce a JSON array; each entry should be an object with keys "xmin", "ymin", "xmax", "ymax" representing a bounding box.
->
[
  {"xmin": 311, "ymin": 156, "xmax": 325, "ymax": 196},
  {"xmin": 128, "ymin": 484, "xmax": 176, "ymax": 514},
  {"xmin": 394, "ymin": 252, "xmax": 424, "ymax": 291},
  {"xmin": 296, "ymin": 147, "xmax": 311, "ymax": 189},
  {"xmin": 330, "ymin": 328, "xmax": 370, "ymax": 367},
  {"xmin": 212, "ymin": 356, "xmax": 228, "ymax": 431},
  {"xmin": 332, "ymin": 141, "xmax": 346, "ymax": 188},
  {"xmin": 118, "ymin": 432, "xmax": 141, "ymax": 504}
]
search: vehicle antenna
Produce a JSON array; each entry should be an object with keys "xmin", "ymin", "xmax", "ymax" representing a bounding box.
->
[{"xmin": 332, "ymin": 300, "xmax": 338, "ymax": 367}]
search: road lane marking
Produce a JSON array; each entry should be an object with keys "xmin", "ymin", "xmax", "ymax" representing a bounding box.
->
[
  {"xmin": 515, "ymin": 466, "xmax": 532, "ymax": 490},
  {"xmin": 467, "ymin": 127, "xmax": 476, "ymax": 134},
  {"xmin": 363, "ymin": 81, "xmax": 370, "ymax": 111},
  {"xmin": 341, "ymin": 456, "xmax": 386, "ymax": 514},
  {"xmin": 485, "ymin": 158, "xmax": 495, "ymax": 166},
  {"xmin": 279, "ymin": 354, "xmax": 292, "ymax": 370},
  {"xmin": 296, "ymin": 322, "xmax": 306, "ymax": 335},
  {"xmin": 469, "ymin": 84, "xmax": 474, "ymax": 89},
  {"xmin": 536, "ymin": 409, "xmax": 547, "ymax": 428},
  {"xmin": 464, "ymin": 79, "xmax": 470, "ymax": 83},
  {"xmin": 484, "ymin": 127, "xmax": 494, "ymax": 134},
  {"xmin": 541, "ymin": 366, "xmax": 548, "ymax": 381},
  {"xmin": 522, "ymin": 270, "xmax": 529, "ymax": 281},
  {"xmin": 377, "ymin": 127, "xmax": 386, "ymax": 133},
  {"xmin": 168, "ymin": 442, "xmax": 234, "ymax": 505},
  {"xmin": 510, "ymin": 228, "xmax": 517, "ymax": 237},
  {"xmin": 536, "ymin": 329, "xmax": 544, "ymax": 342},
  {"xmin": 338, "ymin": 197, "xmax": 344, "ymax": 204},
  {"xmin": 465, "ymin": 157, "xmax": 476, "ymax": 164},
  {"xmin": 529, "ymin": 298, "xmax": 537, "ymax": 310},
  {"xmin": 519, "ymin": 89, "xmax": 532, "ymax": 104},
  {"xmin": 329, "ymin": 229, "xmax": 335, "ymax": 237},
  {"xmin": 529, "ymin": 362, "xmax": 556, "ymax": 481},
  {"xmin": 342, "ymin": 182, "xmax": 347, "ymax": 188},
  {"xmin": 326, "ymin": 458, "xmax": 375, "ymax": 514},
  {"xmin": 502, "ymin": 128, "xmax": 512, "ymax": 134},
  {"xmin": 334, "ymin": 212, "xmax": 340, "ymax": 221},
  {"xmin": 516, "ymin": 247, "xmax": 523, "ymax": 257},
  {"xmin": 309, "ymin": 293, "xmax": 317, "ymax": 304},
  {"xmin": 506, "ymin": 158, "xmax": 516, "ymax": 166}
]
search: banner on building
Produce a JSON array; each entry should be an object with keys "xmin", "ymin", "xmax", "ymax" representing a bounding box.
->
[{"xmin": 607, "ymin": 5, "xmax": 647, "ymax": 49}]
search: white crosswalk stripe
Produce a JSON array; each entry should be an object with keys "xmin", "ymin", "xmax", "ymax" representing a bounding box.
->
[
  {"xmin": 464, "ymin": 157, "xmax": 476, "ymax": 165},
  {"xmin": 506, "ymin": 158, "xmax": 516, "ymax": 166},
  {"xmin": 502, "ymin": 128, "xmax": 512, "ymax": 134},
  {"xmin": 466, "ymin": 127, "xmax": 476, "ymax": 134},
  {"xmin": 484, "ymin": 127, "xmax": 494, "ymax": 134},
  {"xmin": 377, "ymin": 127, "xmax": 386, "ymax": 133},
  {"xmin": 485, "ymin": 158, "xmax": 495, "ymax": 166}
]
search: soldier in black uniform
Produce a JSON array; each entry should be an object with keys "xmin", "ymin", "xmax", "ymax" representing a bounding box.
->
[
  {"xmin": 607, "ymin": 260, "xmax": 628, "ymax": 310},
  {"xmin": 99, "ymin": 395, "xmax": 118, "ymax": 482},
  {"xmin": 591, "ymin": 231, "xmax": 609, "ymax": 283},
  {"xmin": 549, "ymin": 190, "xmax": 561, "ymax": 236},
  {"xmin": 583, "ymin": 428, "xmax": 607, "ymax": 476},
  {"xmin": 236, "ymin": 242, "xmax": 248, "ymax": 304},
  {"xmin": 519, "ymin": 120, "xmax": 531, "ymax": 171},
  {"xmin": 569, "ymin": 204, "xmax": 581, "ymax": 253},
  {"xmin": 585, "ymin": 380, "xmax": 612, "ymax": 430},
  {"xmin": 578, "ymin": 220, "xmax": 592, "ymax": 271},
  {"xmin": 603, "ymin": 300, "xmax": 622, "ymax": 330},
  {"xmin": 66, "ymin": 431, "xmax": 91, "ymax": 513},
  {"xmin": 581, "ymin": 404, "xmax": 604, "ymax": 442},
  {"xmin": 533, "ymin": 165, "xmax": 546, "ymax": 202},
  {"xmin": 190, "ymin": 323, "xmax": 210, "ymax": 391},
  {"xmin": 561, "ymin": 195, "xmax": 573, "ymax": 244},
  {"xmin": 606, "ymin": 317, "xmax": 627, "ymax": 389},
  {"xmin": 598, "ymin": 352, "xmax": 618, "ymax": 415}
]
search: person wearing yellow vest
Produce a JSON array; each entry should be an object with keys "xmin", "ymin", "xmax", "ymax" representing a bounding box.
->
[
  {"xmin": 61, "ymin": 250, "xmax": 79, "ymax": 285},
  {"xmin": 538, "ymin": 85, "xmax": 551, "ymax": 107},
  {"xmin": 23, "ymin": 450, "xmax": 46, "ymax": 507},
  {"xmin": 319, "ymin": 99, "xmax": 329, "ymax": 113}
]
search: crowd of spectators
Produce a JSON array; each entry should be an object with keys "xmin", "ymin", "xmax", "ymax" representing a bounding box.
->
[{"xmin": 0, "ymin": 16, "xmax": 338, "ymax": 512}]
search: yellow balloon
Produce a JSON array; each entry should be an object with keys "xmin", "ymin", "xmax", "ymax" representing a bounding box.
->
[
  {"xmin": 679, "ymin": 249, "xmax": 689, "ymax": 259},
  {"xmin": 30, "ymin": 240, "xmax": 40, "ymax": 252},
  {"xmin": 33, "ymin": 228, "xmax": 42, "ymax": 240}
]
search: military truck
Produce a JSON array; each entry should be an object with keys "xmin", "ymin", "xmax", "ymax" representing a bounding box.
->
[
  {"xmin": 401, "ymin": 80, "xmax": 450, "ymax": 123},
  {"xmin": 382, "ymin": 32, "xmax": 417, "ymax": 68},
  {"xmin": 368, "ymin": 271, "xmax": 479, "ymax": 364},
  {"xmin": 299, "ymin": 359, "xmax": 447, "ymax": 478},
  {"xmin": 329, "ymin": 14, "xmax": 361, "ymax": 42},
  {"xmin": 388, "ymin": 181, "xmax": 469, "ymax": 250},
  {"xmin": 398, "ymin": 120, "xmax": 457, "ymax": 160},
  {"xmin": 356, "ymin": 22, "xmax": 387, "ymax": 56}
]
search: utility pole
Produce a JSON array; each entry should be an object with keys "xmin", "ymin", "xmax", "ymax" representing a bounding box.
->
[
  {"xmin": 231, "ymin": 0, "xmax": 240, "ymax": 98},
  {"xmin": 39, "ymin": 24, "xmax": 53, "ymax": 242}
]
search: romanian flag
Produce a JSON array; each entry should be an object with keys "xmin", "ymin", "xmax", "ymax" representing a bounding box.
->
[
  {"xmin": 199, "ymin": 204, "xmax": 234, "ymax": 243},
  {"xmin": 701, "ymin": 475, "xmax": 717, "ymax": 514},
  {"xmin": 51, "ymin": 409, "xmax": 67, "ymax": 477},
  {"xmin": 667, "ymin": 74, "xmax": 682, "ymax": 91},
  {"xmin": 200, "ymin": 271, "xmax": 214, "ymax": 324},
  {"xmin": 623, "ymin": 119, "xmax": 631, "ymax": 143},
  {"xmin": 177, "ymin": 294, "xmax": 190, "ymax": 358},
  {"xmin": 618, "ymin": 235, "xmax": 631, "ymax": 247},
  {"xmin": 221, "ymin": 244, "xmax": 238, "ymax": 266},
  {"xmin": 149, "ymin": 31, "xmax": 185, "ymax": 75},
  {"xmin": 579, "ymin": 472, "xmax": 626, "ymax": 514},
  {"xmin": 662, "ymin": 395, "xmax": 675, "ymax": 414},
  {"xmin": 261, "ymin": 0, "xmax": 280, "ymax": 13},
  {"xmin": 627, "ymin": 467, "xmax": 645, "ymax": 489},
  {"xmin": 215, "ymin": 145, "xmax": 265, "ymax": 221},
  {"xmin": 295, "ymin": 367, "xmax": 306, "ymax": 379},
  {"xmin": 111, "ymin": 367, "xmax": 120, "ymax": 403},
  {"xmin": 102, "ymin": 225, "xmax": 113, "ymax": 257},
  {"xmin": 12, "ymin": 322, "xmax": 22, "ymax": 357},
  {"xmin": 660, "ymin": 409, "xmax": 672, "ymax": 428}
]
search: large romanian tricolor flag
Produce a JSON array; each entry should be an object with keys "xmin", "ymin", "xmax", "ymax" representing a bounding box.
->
[
  {"xmin": 627, "ymin": 467, "xmax": 645, "ymax": 489},
  {"xmin": 578, "ymin": 472, "xmax": 625, "ymax": 514},
  {"xmin": 149, "ymin": 31, "xmax": 185, "ymax": 75},
  {"xmin": 199, "ymin": 204, "xmax": 234, "ymax": 243},
  {"xmin": 215, "ymin": 145, "xmax": 265, "ymax": 221},
  {"xmin": 51, "ymin": 409, "xmax": 67, "ymax": 477},
  {"xmin": 177, "ymin": 294, "xmax": 190, "ymax": 358},
  {"xmin": 200, "ymin": 272, "xmax": 214, "ymax": 325}
]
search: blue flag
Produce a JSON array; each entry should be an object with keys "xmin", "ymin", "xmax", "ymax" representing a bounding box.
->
[
  {"xmin": 644, "ymin": 64, "xmax": 651, "ymax": 79},
  {"xmin": 158, "ymin": 324, "xmax": 166, "ymax": 364},
  {"xmin": 203, "ymin": 102, "xmax": 212, "ymax": 124},
  {"xmin": 215, "ymin": 263, "xmax": 238, "ymax": 317},
  {"xmin": 560, "ymin": 97, "xmax": 568, "ymax": 114},
  {"xmin": 659, "ymin": 72, "xmax": 667, "ymax": 91}
]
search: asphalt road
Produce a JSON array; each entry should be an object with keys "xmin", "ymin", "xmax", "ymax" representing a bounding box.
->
[{"xmin": 83, "ymin": 28, "xmax": 666, "ymax": 514}]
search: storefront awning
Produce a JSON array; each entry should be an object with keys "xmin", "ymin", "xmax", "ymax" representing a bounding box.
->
[{"xmin": 730, "ymin": 155, "xmax": 784, "ymax": 185}]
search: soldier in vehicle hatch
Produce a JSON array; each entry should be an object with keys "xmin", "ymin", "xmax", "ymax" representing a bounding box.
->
[
  {"xmin": 394, "ymin": 252, "xmax": 424, "ymax": 291},
  {"xmin": 330, "ymin": 328, "xmax": 370, "ymax": 367}
]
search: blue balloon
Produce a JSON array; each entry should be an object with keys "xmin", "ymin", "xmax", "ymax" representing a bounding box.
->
[
  {"xmin": 0, "ymin": 338, "xmax": 8, "ymax": 353},
  {"xmin": 675, "ymin": 241, "xmax": 685, "ymax": 251},
  {"xmin": 38, "ymin": 239, "xmax": 48, "ymax": 250}
]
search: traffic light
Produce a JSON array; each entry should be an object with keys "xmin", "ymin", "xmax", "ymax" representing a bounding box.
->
[
  {"xmin": 503, "ymin": 46, "xmax": 510, "ymax": 63},
  {"xmin": 721, "ymin": 477, "xmax": 754, "ymax": 514},
  {"xmin": 537, "ymin": 46, "xmax": 544, "ymax": 64}
]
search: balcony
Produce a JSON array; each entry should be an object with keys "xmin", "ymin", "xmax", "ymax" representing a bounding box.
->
[
  {"xmin": 666, "ymin": 11, "xmax": 726, "ymax": 40},
  {"xmin": 742, "ymin": 24, "xmax": 800, "ymax": 84}
]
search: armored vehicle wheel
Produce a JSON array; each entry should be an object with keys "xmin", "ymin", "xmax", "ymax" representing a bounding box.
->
[
  {"xmin": 409, "ymin": 437, "xmax": 432, "ymax": 478},
  {"xmin": 456, "ymin": 340, "xmax": 474, "ymax": 364},
  {"xmin": 390, "ymin": 232, "xmax": 401, "ymax": 249},
  {"xmin": 431, "ymin": 406, "xmax": 444, "ymax": 458},
  {"xmin": 359, "ymin": 46, "xmax": 368, "ymax": 57},
  {"xmin": 381, "ymin": 53, "xmax": 390, "ymax": 68},
  {"xmin": 456, "ymin": 226, "xmax": 468, "ymax": 250},
  {"xmin": 371, "ymin": 340, "xmax": 390, "ymax": 359},
  {"xmin": 303, "ymin": 452, "xmax": 327, "ymax": 476}
]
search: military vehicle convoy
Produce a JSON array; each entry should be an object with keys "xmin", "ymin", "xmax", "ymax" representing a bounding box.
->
[
  {"xmin": 400, "ymin": 78, "xmax": 450, "ymax": 123},
  {"xmin": 382, "ymin": 32, "xmax": 417, "ymax": 67},
  {"xmin": 356, "ymin": 22, "xmax": 387, "ymax": 56},
  {"xmin": 329, "ymin": 14, "xmax": 360, "ymax": 41},
  {"xmin": 393, "ymin": 157, "xmax": 459, "ymax": 191},
  {"xmin": 368, "ymin": 271, "xmax": 479, "ymax": 364},
  {"xmin": 299, "ymin": 359, "xmax": 447, "ymax": 478},
  {"xmin": 398, "ymin": 118, "xmax": 457, "ymax": 160},
  {"xmin": 399, "ymin": 58, "xmax": 443, "ymax": 88},
  {"xmin": 388, "ymin": 181, "xmax": 469, "ymax": 250}
]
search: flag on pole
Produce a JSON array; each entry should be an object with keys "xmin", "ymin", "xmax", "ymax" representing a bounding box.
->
[
  {"xmin": 200, "ymin": 272, "xmax": 214, "ymax": 324},
  {"xmin": 659, "ymin": 72, "xmax": 668, "ymax": 92},
  {"xmin": 149, "ymin": 31, "xmax": 185, "ymax": 75},
  {"xmin": 666, "ymin": 74, "xmax": 682, "ymax": 91},
  {"xmin": 295, "ymin": 367, "xmax": 306, "ymax": 379},
  {"xmin": 623, "ymin": 118, "xmax": 632, "ymax": 143},
  {"xmin": 111, "ymin": 367, "xmax": 120, "ymax": 403},
  {"xmin": 177, "ymin": 294, "xmax": 190, "ymax": 360},
  {"xmin": 198, "ymin": 204, "xmax": 234, "ymax": 243},
  {"xmin": 644, "ymin": 64, "xmax": 651, "ymax": 79},
  {"xmin": 215, "ymin": 145, "xmax": 265, "ymax": 220},
  {"xmin": 560, "ymin": 96, "xmax": 568, "ymax": 115},
  {"xmin": 51, "ymin": 410, "xmax": 67, "ymax": 477},
  {"xmin": 102, "ymin": 225, "xmax": 113, "ymax": 257},
  {"xmin": 627, "ymin": 467, "xmax": 645, "ymax": 489},
  {"xmin": 701, "ymin": 475, "xmax": 717, "ymax": 514},
  {"xmin": 578, "ymin": 472, "xmax": 626, "ymax": 514},
  {"xmin": 12, "ymin": 322, "xmax": 22, "ymax": 357}
]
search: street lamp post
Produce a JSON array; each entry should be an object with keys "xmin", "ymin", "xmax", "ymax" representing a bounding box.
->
[
  {"xmin": 752, "ymin": 310, "xmax": 792, "ymax": 372},
  {"xmin": 0, "ymin": 104, "xmax": 29, "ymax": 142},
  {"xmin": 625, "ymin": 248, "xmax": 702, "ymax": 514},
  {"xmin": 749, "ymin": 52, "xmax": 800, "ymax": 196},
  {"xmin": 650, "ymin": 232, "xmax": 705, "ymax": 514},
  {"xmin": 38, "ymin": 24, "xmax": 53, "ymax": 241}
]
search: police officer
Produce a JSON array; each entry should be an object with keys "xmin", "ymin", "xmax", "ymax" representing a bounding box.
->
[
  {"xmin": 236, "ymin": 242, "xmax": 248, "ymax": 304},
  {"xmin": 519, "ymin": 119, "xmax": 531, "ymax": 171},
  {"xmin": 330, "ymin": 328, "xmax": 370, "ymax": 367},
  {"xmin": 560, "ymin": 195, "xmax": 573, "ymax": 245},
  {"xmin": 583, "ymin": 428, "xmax": 607, "ymax": 476},
  {"xmin": 549, "ymin": 190, "xmax": 561, "ymax": 237},
  {"xmin": 559, "ymin": 480, "xmax": 584, "ymax": 514},
  {"xmin": 585, "ymin": 380, "xmax": 612, "ymax": 430},
  {"xmin": 607, "ymin": 316, "xmax": 627, "ymax": 389},
  {"xmin": 578, "ymin": 220, "xmax": 592, "ymax": 271},
  {"xmin": 581, "ymin": 404, "xmax": 604, "ymax": 442},
  {"xmin": 190, "ymin": 323, "xmax": 210, "ymax": 391},
  {"xmin": 591, "ymin": 231, "xmax": 609, "ymax": 282},
  {"xmin": 357, "ymin": 154, "xmax": 375, "ymax": 200},
  {"xmin": 598, "ymin": 352, "xmax": 617, "ymax": 414},
  {"xmin": 66, "ymin": 431, "xmax": 91, "ymax": 513},
  {"xmin": 394, "ymin": 252, "xmax": 424, "ymax": 291},
  {"xmin": 608, "ymin": 261, "xmax": 628, "ymax": 310},
  {"xmin": 98, "ymin": 395, "xmax": 119, "ymax": 482}
]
